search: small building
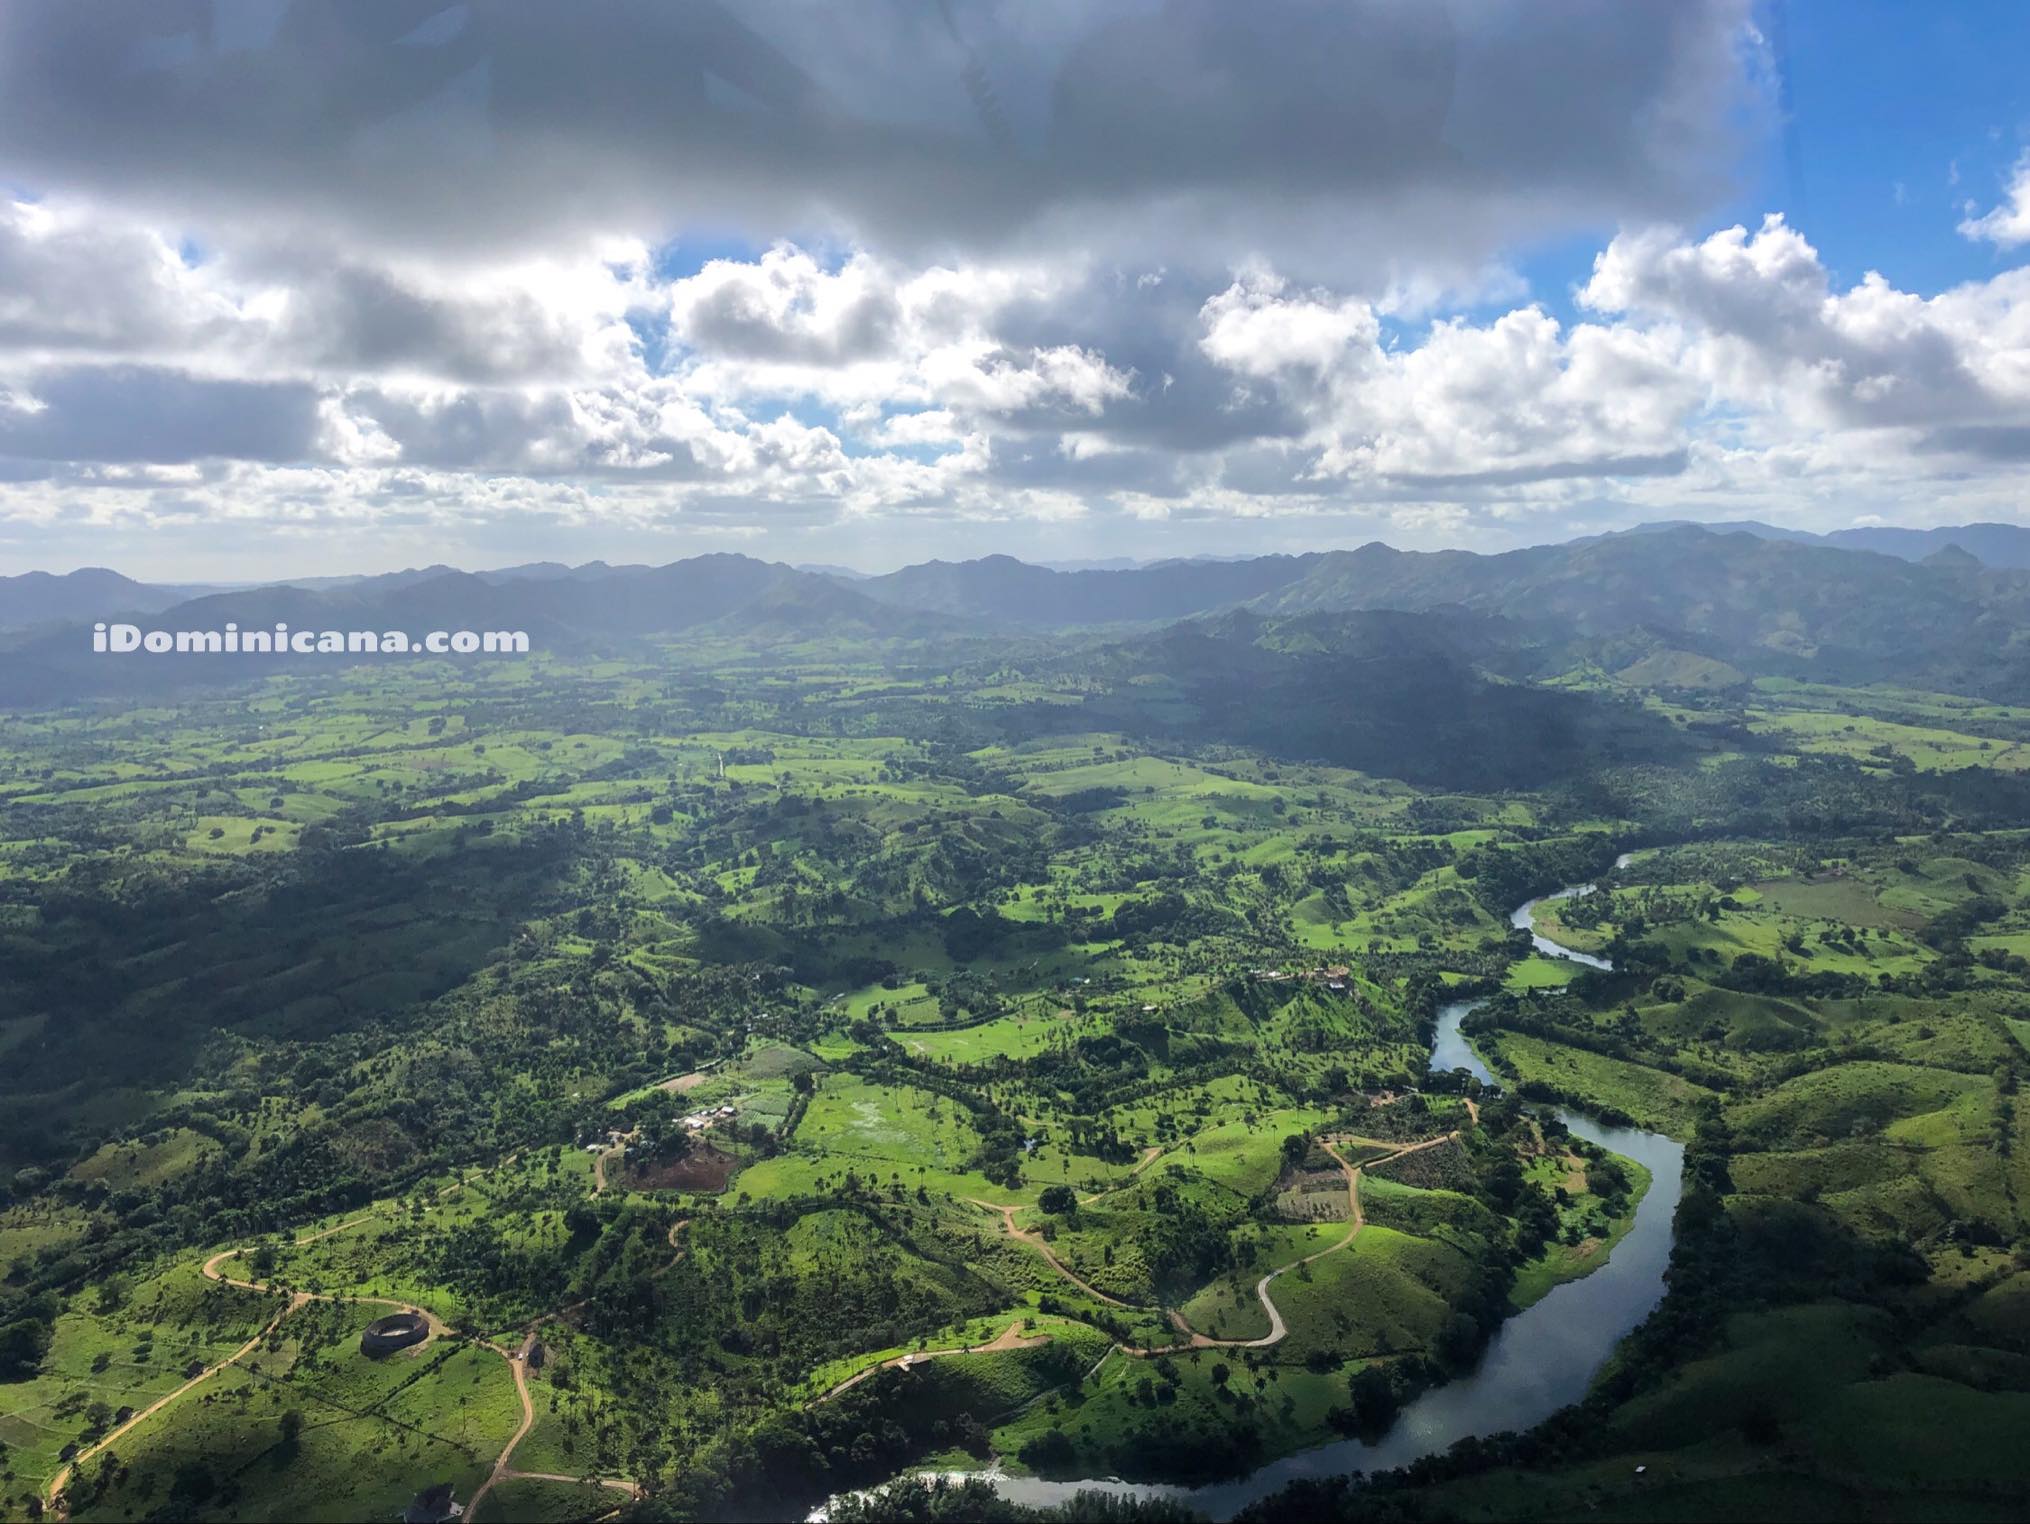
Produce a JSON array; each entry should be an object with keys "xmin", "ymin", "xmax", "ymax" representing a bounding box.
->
[
  {"xmin": 402, "ymin": 1482, "xmax": 465, "ymax": 1523},
  {"xmin": 361, "ymin": 1311, "xmax": 430, "ymax": 1358}
]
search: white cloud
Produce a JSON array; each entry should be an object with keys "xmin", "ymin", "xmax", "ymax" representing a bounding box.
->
[
  {"xmin": 1582, "ymin": 214, "xmax": 2030, "ymax": 444},
  {"xmin": 666, "ymin": 248, "xmax": 907, "ymax": 366},
  {"xmin": 919, "ymin": 341, "xmax": 1134, "ymax": 417},
  {"xmin": 1960, "ymin": 152, "xmax": 2030, "ymax": 248},
  {"xmin": 865, "ymin": 409, "xmax": 961, "ymax": 447},
  {"xmin": 1195, "ymin": 275, "xmax": 1695, "ymax": 485},
  {"xmin": 1199, "ymin": 271, "xmax": 1378, "ymax": 379},
  {"xmin": 5, "ymin": 188, "xmax": 2030, "ymax": 573},
  {"xmin": 1324, "ymin": 309, "xmax": 1697, "ymax": 483}
]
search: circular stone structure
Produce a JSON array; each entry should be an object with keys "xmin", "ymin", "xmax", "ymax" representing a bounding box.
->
[{"xmin": 360, "ymin": 1311, "xmax": 429, "ymax": 1357}]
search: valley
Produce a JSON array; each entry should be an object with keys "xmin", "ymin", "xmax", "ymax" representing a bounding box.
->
[{"xmin": 2, "ymin": 547, "xmax": 2030, "ymax": 1519}]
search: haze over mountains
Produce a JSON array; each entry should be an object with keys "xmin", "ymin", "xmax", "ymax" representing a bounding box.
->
[
  {"xmin": 7, "ymin": 521, "xmax": 2030, "ymax": 707},
  {"xmin": 1596, "ymin": 518, "xmax": 2030, "ymax": 568}
]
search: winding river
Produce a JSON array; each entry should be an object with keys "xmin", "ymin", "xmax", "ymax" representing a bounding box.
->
[{"xmin": 819, "ymin": 871, "xmax": 1684, "ymax": 1521}]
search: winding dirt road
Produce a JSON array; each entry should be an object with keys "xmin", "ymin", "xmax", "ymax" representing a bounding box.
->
[
  {"xmin": 975, "ymin": 1129, "xmax": 1463, "ymax": 1359},
  {"xmin": 45, "ymin": 1179, "xmax": 685, "ymax": 1521},
  {"xmin": 464, "ymin": 1323, "xmax": 639, "ymax": 1521},
  {"xmin": 813, "ymin": 1128, "xmax": 1466, "ymax": 1408},
  {"xmin": 48, "ymin": 1210, "xmax": 443, "ymax": 1514},
  {"xmin": 465, "ymin": 1218, "xmax": 687, "ymax": 1520},
  {"xmin": 47, "ymin": 1109, "xmax": 1473, "ymax": 1516},
  {"xmin": 964, "ymin": 1199, "xmax": 1135, "ymax": 1309},
  {"xmin": 812, "ymin": 1318, "xmax": 1050, "ymax": 1404}
]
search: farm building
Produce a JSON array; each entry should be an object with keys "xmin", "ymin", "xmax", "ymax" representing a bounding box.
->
[{"xmin": 401, "ymin": 1482, "xmax": 465, "ymax": 1522}]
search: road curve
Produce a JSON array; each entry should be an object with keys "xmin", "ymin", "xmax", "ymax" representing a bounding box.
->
[
  {"xmin": 46, "ymin": 1177, "xmax": 675, "ymax": 1522},
  {"xmin": 975, "ymin": 1129, "xmax": 1464, "ymax": 1360},
  {"xmin": 466, "ymin": 1217, "xmax": 688, "ymax": 1521},
  {"xmin": 963, "ymin": 1199, "xmax": 1135, "ymax": 1309},
  {"xmin": 811, "ymin": 1318, "xmax": 1051, "ymax": 1404}
]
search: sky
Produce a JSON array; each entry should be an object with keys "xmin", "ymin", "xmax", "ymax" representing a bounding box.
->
[{"xmin": 1, "ymin": 1, "xmax": 2028, "ymax": 579}]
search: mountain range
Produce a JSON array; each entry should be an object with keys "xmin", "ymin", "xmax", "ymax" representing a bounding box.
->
[
  {"xmin": 7, "ymin": 521, "xmax": 2030, "ymax": 705},
  {"xmin": 1588, "ymin": 517, "xmax": 2030, "ymax": 567}
]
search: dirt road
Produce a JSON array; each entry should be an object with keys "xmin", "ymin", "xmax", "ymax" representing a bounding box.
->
[
  {"xmin": 46, "ymin": 1175, "xmax": 667, "ymax": 1521},
  {"xmin": 812, "ymin": 1318, "xmax": 1050, "ymax": 1404},
  {"xmin": 978, "ymin": 1129, "xmax": 1462, "ymax": 1360}
]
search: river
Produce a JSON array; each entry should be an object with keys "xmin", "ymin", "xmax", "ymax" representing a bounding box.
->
[
  {"xmin": 1505, "ymin": 851, "xmax": 1635, "ymax": 971},
  {"xmin": 817, "ymin": 870, "xmax": 1683, "ymax": 1521}
]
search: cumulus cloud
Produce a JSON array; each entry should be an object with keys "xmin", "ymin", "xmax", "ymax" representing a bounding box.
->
[
  {"xmin": 1961, "ymin": 152, "xmax": 2030, "ymax": 248},
  {"xmin": 0, "ymin": 197, "xmax": 646, "ymax": 387},
  {"xmin": 1199, "ymin": 272, "xmax": 1378, "ymax": 380},
  {"xmin": 1191, "ymin": 274, "xmax": 1698, "ymax": 487},
  {"xmin": 1582, "ymin": 214, "xmax": 2030, "ymax": 446},
  {"xmin": 6, "ymin": 178, "xmax": 2030, "ymax": 567},
  {"xmin": 662, "ymin": 247, "xmax": 1132, "ymax": 427},
  {"xmin": 666, "ymin": 250, "xmax": 908, "ymax": 366},
  {"xmin": 0, "ymin": 200, "xmax": 245, "ymax": 358}
]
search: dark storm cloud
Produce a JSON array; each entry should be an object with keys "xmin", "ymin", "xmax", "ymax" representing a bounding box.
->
[
  {"xmin": 273, "ymin": 262, "xmax": 598, "ymax": 383},
  {"xmin": 1915, "ymin": 425, "xmax": 2030, "ymax": 463},
  {"xmin": 0, "ymin": 1, "xmax": 1757, "ymax": 269},
  {"xmin": 0, "ymin": 366, "xmax": 321, "ymax": 463},
  {"xmin": 982, "ymin": 440, "xmax": 1193, "ymax": 497}
]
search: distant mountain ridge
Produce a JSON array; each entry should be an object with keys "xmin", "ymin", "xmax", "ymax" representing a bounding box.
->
[
  {"xmin": 1600, "ymin": 518, "xmax": 2030, "ymax": 569},
  {"xmin": 12, "ymin": 516, "xmax": 2030, "ymax": 634},
  {"xmin": 0, "ymin": 556, "xmax": 966, "ymax": 704},
  {"xmin": 11, "ymin": 521, "xmax": 2030, "ymax": 704},
  {"xmin": 0, "ymin": 567, "xmax": 216, "ymax": 629},
  {"xmin": 852, "ymin": 551, "xmax": 1316, "ymax": 626}
]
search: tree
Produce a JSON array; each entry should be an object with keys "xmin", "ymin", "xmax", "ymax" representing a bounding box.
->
[
  {"xmin": 169, "ymin": 1461, "xmax": 218, "ymax": 1507},
  {"xmin": 1348, "ymin": 1363, "xmax": 1398, "ymax": 1428},
  {"xmin": 1016, "ymin": 1428, "xmax": 1075, "ymax": 1471},
  {"xmin": 1435, "ymin": 1311, "xmax": 1481, "ymax": 1369},
  {"xmin": 0, "ymin": 1318, "xmax": 50, "ymax": 1380},
  {"xmin": 1038, "ymin": 1184, "xmax": 1077, "ymax": 1216}
]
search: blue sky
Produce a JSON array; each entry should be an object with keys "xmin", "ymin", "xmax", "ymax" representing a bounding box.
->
[
  {"xmin": 1757, "ymin": 1, "xmax": 2029, "ymax": 291},
  {"xmin": 1509, "ymin": 1, "xmax": 2030, "ymax": 324}
]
